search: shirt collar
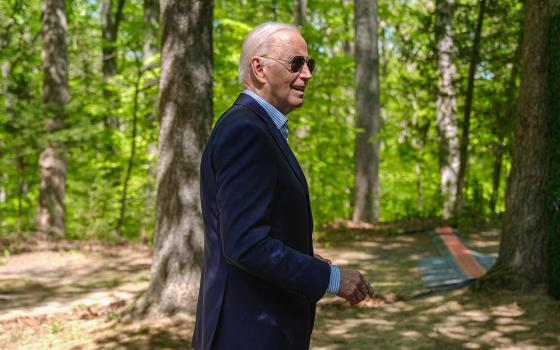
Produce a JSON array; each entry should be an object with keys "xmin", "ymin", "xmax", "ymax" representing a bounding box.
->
[{"xmin": 242, "ymin": 89, "xmax": 288, "ymax": 131}]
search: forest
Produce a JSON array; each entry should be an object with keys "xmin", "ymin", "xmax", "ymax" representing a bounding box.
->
[{"xmin": 0, "ymin": 0, "xmax": 559, "ymax": 348}]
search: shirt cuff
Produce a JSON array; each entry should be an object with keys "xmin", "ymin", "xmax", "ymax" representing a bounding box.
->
[{"xmin": 325, "ymin": 264, "xmax": 341, "ymax": 295}]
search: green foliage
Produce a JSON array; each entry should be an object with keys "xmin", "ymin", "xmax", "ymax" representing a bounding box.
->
[{"xmin": 0, "ymin": 0, "xmax": 524, "ymax": 239}]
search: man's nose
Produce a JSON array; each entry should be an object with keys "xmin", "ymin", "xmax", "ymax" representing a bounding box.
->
[{"xmin": 300, "ymin": 62, "xmax": 312, "ymax": 79}]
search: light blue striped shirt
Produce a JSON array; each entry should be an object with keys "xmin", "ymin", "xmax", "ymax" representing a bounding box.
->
[
  {"xmin": 242, "ymin": 89, "xmax": 341, "ymax": 296},
  {"xmin": 242, "ymin": 89, "xmax": 289, "ymax": 140}
]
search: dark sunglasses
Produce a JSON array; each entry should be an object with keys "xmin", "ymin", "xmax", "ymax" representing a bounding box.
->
[{"xmin": 261, "ymin": 55, "xmax": 315, "ymax": 73}]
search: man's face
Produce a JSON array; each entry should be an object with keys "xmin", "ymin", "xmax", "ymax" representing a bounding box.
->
[{"xmin": 260, "ymin": 30, "xmax": 312, "ymax": 115}]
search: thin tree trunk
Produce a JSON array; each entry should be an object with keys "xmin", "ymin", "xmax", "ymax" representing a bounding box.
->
[
  {"xmin": 37, "ymin": 0, "xmax": 69, "ymax": 238},
  {"xmin": 137, "ymin": 0, "xmax": 213, "ymax": 318},
  {"xmin": 341, "ymin": 0, "xmax": 353, "ymax": 55},
  {"xmin": 435, "ymin": 0, "xmax": 460, "ymax": 220},
  {"xmin": 143, "ymin": 0, "xmax": 159, "ymax": 63},
  {"xmin": 101, "ymin": 0, "xmax": 125, "ymax": 128},
  {"xmin": 489, "ymin": 139, "xmax": 503, "ymax": 214},
  {"xmin": 294, "ymin": 0, "xmax": 307, "ymax": 25},
  {"xmin": 272, "ymin": 0, "xmax": 278, "ymax": 21},
  {"xmin": 416, "ymin": 163, "xmax": 423, "ymax": 211},
  {"xmin": 101, "ymin": 0, "xmax": 125, "ymax": 77},
  {"xmin": 546, "ymin": 5, "xmax": 560, "ymax": 299},
  {"xmin": 17, "ymin": 152, "xmax": 24, "ymax": 231},
  {"xmin": 454, "ymin": 0, "xmax": 487, "ymax": 217},
  {"xmin": 352, "ymin": 0, "xmax": 381, "ymax": 223},
  {"xmin": 480, "ymin": 0, "xmax": 554, "ymax": 290},
  {"xmin": 116, "ymin": 63, "xmax": 142, "ymax": 235},
  {"xmin": 142, "ymin": 0, "xmax": 160, "ymax": 201},
  {"xmin": 490, "ymin": 29, "xmax": 522, "ymax": 215}
]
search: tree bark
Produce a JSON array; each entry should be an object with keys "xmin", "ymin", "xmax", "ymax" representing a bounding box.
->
[
  {"xmin": 116, "ymin": 63, "xmax": 142, "ymax": 236},
  {"xmin": 480, "ymin": 0, "xmax": 555, "ymax": 291},
  {"xmin": 37, "ymin": 0, "xmax": 69, "ymax": 238},
  {"xmin": 138, "ymin": 0, "xmax": 213, "ymax": 317},
  {"xmin": 490, "ymin": 28, "xmax": 523, "ymax": 215},
  {"xmin": 489, "ymin": 139, "xmax": 503, "ymax": 214},
  {"xmin": 546, "ymin": 6, "xmax": 560, "ymax": 299},
  {"xmin": 101, "ymin": 0, "xmax": 125, "ymax": 129},
  {"xmin": 294, "ymin": 0, "xmax": 307, "ymax": 26},
  {"xmin": 143, "ymin": 0, "xmax": 159, "ymax": 62},
  {"xmin": 101, "ymin": 0, "xmax": 125, "ymax": 77},
  {"xmin": 435, "ymin": 0, "xmax": 460, "ymax": 220},
  {"xmin": 454, "ymin": 0, "xmax": 486, "ymax": 217},
  {"xmin": 352, "ymin": 0, "xmax": 381, "ymax": 223}
]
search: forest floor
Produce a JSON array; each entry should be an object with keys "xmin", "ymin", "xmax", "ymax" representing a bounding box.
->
[{"xmin": 1, "ymin": 221, "xmax": 559, "ymax": 350}]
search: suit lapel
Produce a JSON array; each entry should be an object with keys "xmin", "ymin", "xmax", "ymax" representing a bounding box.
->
[{"xmin": 233, "ymin": 94, "xmax": 309, "ymax": 193}]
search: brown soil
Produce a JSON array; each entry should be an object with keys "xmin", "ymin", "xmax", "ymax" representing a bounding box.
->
[{"xmin": 0, "ymin": 227, "xmax": 558, "ymax": 349}]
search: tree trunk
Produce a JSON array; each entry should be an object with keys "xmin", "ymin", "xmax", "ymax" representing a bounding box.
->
[
  {"xmin": 341, "ymin": 0, "xmax": 353, "ymax": 55},
  {"xmin": 101, "ymin": 0, "xmax": 125, "ymax": 129},
  {"xmin": 489, "ymin": 139, "xmax": 503, "ymax": 214},
  {"xmin": 138, "ymin": 0, "xmax": 213, "ymax": 317},
  {"xmin": 101, "ymin": 0, "xmax": 125, "ymax": 77},
  {"xmin": 454, "ymin": 0, "xmax": 486, "ymax": 217},
  {"xmin": 37, "ymin": 0, "xmax": 69, "ymax": 238},
  {"xmin": 352, "ymin": 0, "xmax": 381, "ymax": 223},
  {"xmin": 435, "ymin": 0, "xmax": 460, "ymax": 220},
  {"xmin": 294, "ymin": 0, "xmax": 307, "ymax": 26},
  {"xmin": 116, "ymin": 64, "xmax": 142, "ymax": 235},
  {"xmin": 490, "ymin": 29, "xmax": 522, "ymax": 215},
  {"xmin": 546, "ymin": 6, "xmax": 560, "ymax": 299},
  {"xmin": 17, "ymin": 151, "xmax": 25, "ymax": 231},
  {"xmin": 480, "ymin": 0, "xmax": 555, "ymax": 291},
  {"xmin": 143, "ymin": 0, "xmax": 159, "ymax": 62}
]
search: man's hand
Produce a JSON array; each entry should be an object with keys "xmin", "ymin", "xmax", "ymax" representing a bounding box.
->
[
  {"xmin": 336, "ymin": 267, "xmax": 374, "ymax": 305},
  {"xmin": 314, "ymin": 254, "xmax": 331, "ymax": 265}
]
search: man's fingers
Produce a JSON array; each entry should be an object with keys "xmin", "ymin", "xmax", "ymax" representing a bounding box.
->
[
  {"xmin": 358, "ymin": 282, "xmax": 369, "ymax": 297},
  {"xmin": 358, "ymin": 274, "xmax": 374, "ymax": 298},
  {"xmin": 354, "ymin": 289, "xmax": 364, "ymax": 302}
]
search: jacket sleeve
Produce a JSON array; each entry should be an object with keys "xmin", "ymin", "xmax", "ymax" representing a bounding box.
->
[{"xmin": 213, "ymin": 120, "xmax": 330, "ymax": 302}]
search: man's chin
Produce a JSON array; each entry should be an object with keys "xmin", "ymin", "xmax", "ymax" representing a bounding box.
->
[{"xmin": 290, "ymin": 98, "xmax": 304, "ymax": 109}]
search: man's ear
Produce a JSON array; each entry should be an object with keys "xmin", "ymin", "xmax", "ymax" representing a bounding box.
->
[{"xmin": 250, "ymin": 57, "xmax": 267, "ymax": 84}]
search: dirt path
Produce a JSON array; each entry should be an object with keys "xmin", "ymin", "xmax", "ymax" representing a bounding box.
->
[
  {"xmin": 0, "ymin": 245, "xmax": 150, "ymax": 323},
  {"xmin": 1, "ymin": 228, "xmax": 559, "ymax": 350}
]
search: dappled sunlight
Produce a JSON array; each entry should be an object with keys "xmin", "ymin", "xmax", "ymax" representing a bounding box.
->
[
  {"xmin": 332, "ymin": 251, "xmax": 379, "ymax": 265},
  {"xmin": 327, "ymin": 317, "xmax": 396, "ymax": 336},
  {"xmin": 490, "ymin": 303, "xmax": 525, "ymax": 317},
  {"xmin": 2, "ymin": 227, "xmax": 557, "ymax": 349},
  {"xmin": 459, "ymin": 309, "xmax": 491, "ymax": 322},
  {"xmin": 356, "ymin": 241, "xmax": 381, "ymax": 248},
  {"xmin": 470, "ymin": 240, "xmax": 499, "ymax": 248},
  {"xmin": 312, "ymin": 228, "xmax": 559, "ymax": 350},
  {"xmin": 0, "ymin": 247, "xmax": 150, "ymax": 322},
  {"xmin": 399, "ymin": 330, "xmax": 422, "ymax": 338}
]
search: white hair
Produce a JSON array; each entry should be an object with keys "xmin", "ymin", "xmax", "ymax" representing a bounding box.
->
[{"xmin": 238, "ymin": 22, "xmax": 300, "ymax": 84}]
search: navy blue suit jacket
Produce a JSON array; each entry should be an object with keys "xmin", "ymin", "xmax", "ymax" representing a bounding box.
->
[{"xmin": 192, "ymin": 94, "xmax": 331, "ymax": 350}]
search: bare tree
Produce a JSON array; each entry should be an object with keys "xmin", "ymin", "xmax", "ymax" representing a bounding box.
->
[
  {"xmin": 435, "ymin": 0, "xmax": 460, "ymax": 219},
  {"xmin": 352, "ymin": 0, "xmax": 381, "ymax": 223},
  {"xmin": 138, "ymin": 0, "xmax": 213, "ymax": 317},
  {"xmin": 37, "ymin": 0, "xmax": 70, "ymax": 238}
]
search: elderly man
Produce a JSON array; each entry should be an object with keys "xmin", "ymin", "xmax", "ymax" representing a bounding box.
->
[{"xmin": 192, "ymin": 22, "xmax": 374, "ymax": 350}]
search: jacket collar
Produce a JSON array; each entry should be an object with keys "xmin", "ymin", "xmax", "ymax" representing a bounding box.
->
[{"xmin": 233, "ymin": 93, "xmax": 309, "ymax": 193}]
